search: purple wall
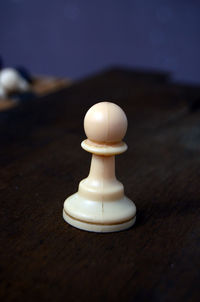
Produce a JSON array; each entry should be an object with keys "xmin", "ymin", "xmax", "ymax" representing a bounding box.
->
[{"xmin": 0, "ymin": 0, "xmax": 200, "ymax": 83}]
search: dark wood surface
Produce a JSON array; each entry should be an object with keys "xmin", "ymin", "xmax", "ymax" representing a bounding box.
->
[{"xmin": 0, "ymin": 68, "xmax": 200, "ymax": 302}]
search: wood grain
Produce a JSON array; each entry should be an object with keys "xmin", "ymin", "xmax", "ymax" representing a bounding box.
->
[{"xmin": 0, "ymin": 68, "xmax": 200, "ymax": 302}]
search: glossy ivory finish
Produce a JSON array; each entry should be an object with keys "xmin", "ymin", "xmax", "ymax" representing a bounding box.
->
[
  {"xmin": 63, "ymin": 102, "xmax": 136, "ymax": 232},
  {"xmin": 84, "ymin": 101, "xmax": 127, "ymax": 143}
]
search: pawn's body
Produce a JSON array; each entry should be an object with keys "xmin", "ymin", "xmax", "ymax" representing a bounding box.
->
[{"xmin": 63, "ymin": 102, "xmax": 136, "ymax": 232}]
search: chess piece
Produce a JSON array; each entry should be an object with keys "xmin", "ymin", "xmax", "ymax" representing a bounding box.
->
[
  {"xmin": 0, "ymin": 68, "xmax": 30, "ymax": 97},
  {"xmin": 63, "ymin": 102, "xmax": 136, "ymax": 232}
]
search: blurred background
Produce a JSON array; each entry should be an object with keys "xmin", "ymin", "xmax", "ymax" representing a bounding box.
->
[{"xmin": 0, "ymin": 0, "xmax": 199, "ymax": 83}]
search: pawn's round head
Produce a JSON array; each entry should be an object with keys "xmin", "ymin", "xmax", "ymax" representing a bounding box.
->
[{"xmin": 84, "ymin": 102, "xmax": 128, "ymax": 143}]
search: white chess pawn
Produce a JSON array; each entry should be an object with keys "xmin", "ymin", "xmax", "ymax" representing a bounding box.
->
[
  {"xmin": 63, "ymin": 102, "xmax": 136, "ymax": 232},
  {"xmin": 0, "ymin": 68, "xmax": 30, "ymax": 97}
]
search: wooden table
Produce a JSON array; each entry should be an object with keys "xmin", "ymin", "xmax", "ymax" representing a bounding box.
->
[
  {"xmin": 0, "ymin": 75, "xmax": 71, "ymax": 112},
  {"xmin": 0, "ymin": 68, "xmax": 200, "ymax": 302}
]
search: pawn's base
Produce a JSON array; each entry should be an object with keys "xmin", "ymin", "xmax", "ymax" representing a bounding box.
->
[
  {"xmin": 63, "ymin": 209, "xmax": 136, "ymax": 233},
  {"xmin": 63, "ymin": 192, "xmax": 136, "ymax": 233}
]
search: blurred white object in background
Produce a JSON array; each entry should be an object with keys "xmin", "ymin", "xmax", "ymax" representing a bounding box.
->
[
  {"xmin": 0, "ymin": 68, "xmax": 30, "ymax": 98},
  {"xmin": 0, "ymin": 84, "xmax": 6, "ymax": 98}
]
